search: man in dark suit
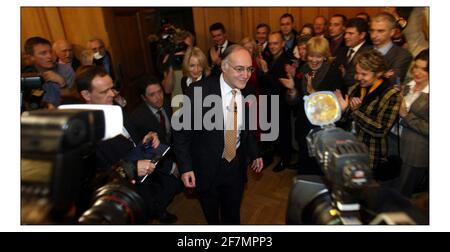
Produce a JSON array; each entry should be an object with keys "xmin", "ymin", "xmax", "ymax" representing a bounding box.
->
[
  {"xmin": 173, "ymin": 45, "xmax": 264, "ymax": 224},
  {"xmin": 370, "ymin": 12, "xmax": 412, "ymax": 85},
  {"xmin": 258, "ymin": 32, "xmax": 293, "ymax": 172},
  {"xmin": 129, "ymin": 76, "xmax": 182, "ymax": 222},
  {"xmin": 207, "ymin": 22, "xmax": 235, "ymax": 76},
  {"xmin": 327, "ymin": 14, "xmax": 347, "ymax": 57},
  {"xmin": 335, "ymin": 17, "xmax": 373, "ymax": 87},
  {"xmin": 255, "ymin": 23, "xmax": 272, "ymax": 62},
  {"xmin": 279, "ymin": 13, "xmax": 298, "ymax": 59},
  {"xmin": 75, "ymin": 65, "xmax": 180, "ymax": 223}
]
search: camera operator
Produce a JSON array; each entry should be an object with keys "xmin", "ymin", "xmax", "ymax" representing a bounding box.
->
[
  {"xmin": 157, "ymin": 26, "xmax": 196, "ymax": 98},
  {"xmin": 22, "ymin": 36, "xmax": 75, "ymax": 110},
  {"xmin": 75, "ymin": 65, "xmax": 172, "ymax": 223}
]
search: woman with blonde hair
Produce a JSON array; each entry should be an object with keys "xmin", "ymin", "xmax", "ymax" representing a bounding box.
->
[
  {"xmin": 180, "ymin": 46, "xmax": 210, "ymax": 94},
  {"xmin": 279, "ymin": 36, "xmax": 345, "ymax": 172}
]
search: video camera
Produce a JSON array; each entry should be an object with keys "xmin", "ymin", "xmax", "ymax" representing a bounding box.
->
[
  {"xmin": 155, "ymin": 18, "xmax": 188, "ymax": 72},
  {"xmin": 286, "ymin": 92, "xmax": 426, "ymax": 224},
  {"xmin": 21, "ymin": 72, "xmax": 44, "ymax": 111},
  {"xmin": 21, "ymin": 105, "xmax": 146, "ymax": 224}
]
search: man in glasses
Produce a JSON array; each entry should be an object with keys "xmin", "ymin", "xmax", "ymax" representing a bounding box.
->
[{"xmin": 173, "ymin": 45, "xmax": 263, "ymax": 224}]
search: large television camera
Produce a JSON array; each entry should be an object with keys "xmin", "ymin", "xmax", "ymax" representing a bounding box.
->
[
  {"xmin": 21, "ymin": 105, "xmax": 146, "ymax": 224},
  {"xmin": 286, "ymin": 92, "xmax": 427, "ymax": 224},
  {"xmin": 21, "ymin": 72, "xmax": 44, "ymax": 111},
  {"xmin": 155, "ymin": 19, "xmax": 189, "ymax": 73}
]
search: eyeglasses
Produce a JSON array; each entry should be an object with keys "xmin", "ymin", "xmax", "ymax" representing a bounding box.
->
[{"xmin": 227, "ymin": 62, "xmax": 255, "ymax": 74}]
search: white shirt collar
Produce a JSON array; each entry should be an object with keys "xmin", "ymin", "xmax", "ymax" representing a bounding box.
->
[
  {"xmin": 376, "ymin": 41, "xmax": 394, "ymax": 55},
  {"xmin": 407, "ymin": 80, "xmax": 429, "ymax": 94},
  {"xmin": 219, "ymin": 40, "xmax": 229, "ymax": 52},
  {"xmin": 220, "ymin": 74, "xmax": 241, "ymax": 97},
  {"xmin": 350, "ymin": 41, "xmax": 365, "ymax": 53},
  {"xmin": 186, "ymin": 74, "xmax": 202, "ymax": 87}
]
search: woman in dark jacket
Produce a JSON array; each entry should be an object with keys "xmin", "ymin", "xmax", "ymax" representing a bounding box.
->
[
  {"xmin": 336, "ymin": 50, "xmax": 401, "ymax": 170},
  {"xmin": 280, "ymin": 36, "xmax": 345, "ymax": 172},
  {"xmin": 397, "ymin": 49, "xmax": 429, "ymax": 197}
]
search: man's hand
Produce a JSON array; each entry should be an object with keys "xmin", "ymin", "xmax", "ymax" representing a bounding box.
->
[
  {"xmin": 210, "ymin": 47, "xmax": 221, "ymax": 65},
  {"xmin": 284, "ymin": 63, "xmax": 296, "ymax": 78},
  {"xmin": 384, "ymin": 69, "xmax": 395, "ymax": 79},
  {"xmin": 251, "ymin": 158, "xmax": 264, "ymax": 173},
  {"xmin": 181, "ymin": 171, "xmax": 196, "ymax": 188},
  {"xmin": 256, "ymin": 57, "xmax": 268, "ymax": 73},
  {"xmin": 137, "ymin": 160, "xmax": 156, "ymax": 177},
  {"xmin": 142, "ymin": 131, "xmax": 160, "ymax": 148},
  {"xmin": 42, "ymin": 71, "xmax": 66, "ymax": 88}
]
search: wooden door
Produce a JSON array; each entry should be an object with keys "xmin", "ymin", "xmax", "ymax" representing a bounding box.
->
[{"xmin": 103, "ymin": 7, "xmax": 154, "ymax": 112}]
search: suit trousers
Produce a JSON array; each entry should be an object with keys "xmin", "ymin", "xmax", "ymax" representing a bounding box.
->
[{"xmin": 198, "ymin": 158, "xmax": 244, "ymax": 224}]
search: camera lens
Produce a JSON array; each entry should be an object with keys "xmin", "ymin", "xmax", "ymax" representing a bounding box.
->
[{"xmin": 78, "ymin": 183, "xmax": 145, "ymax": 224}]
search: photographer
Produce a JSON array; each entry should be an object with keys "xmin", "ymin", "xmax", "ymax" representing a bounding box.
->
[
  {"xmin": 75, "ymin": 65, "xmax": 175, "ymax": 223},
  {"xmin": 22, "ymin": 36, "xmax": 75, "ymax": 110},
  {"xmin": 152, "ymin": 19, "xmax": 195, "ymax": 97}
]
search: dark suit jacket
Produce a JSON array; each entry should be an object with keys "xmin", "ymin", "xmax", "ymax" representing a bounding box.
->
[
  {"xmin": 172, "ymin": 75, "xmax": 260, "ymax": 192},
  {"xmin": 400, "ymin": 86, "xmax": 429, "ymax": 167},
  {"xmin": 95, "ymin": 109, "xmax": 140, "ymax": 171},
  {"xmin": 384, "ymin": 44, "xmax": 413, "ymax": 85},
  {"xmin": 181, "ymin": 76, "xmax": 206, "ymax": 95},
  {"xmin": 335, "ymin": 42, "xmax": 373, "ymax": 87},
  {"xmin": 129, "ymin": 101, "xmax": 173, "ymax": 175}
]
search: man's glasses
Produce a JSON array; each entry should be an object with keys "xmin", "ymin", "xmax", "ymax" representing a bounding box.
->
[{"xmin": 227, "ymin": 62, "xmax": 255, "ymax": 74}]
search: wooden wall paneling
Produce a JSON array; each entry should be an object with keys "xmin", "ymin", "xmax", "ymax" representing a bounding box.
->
[
  {"xmin": 267, "ymin": 7, "xmax": 289, "ymax": 34},
  {"xmin": 229, "ymin": 7, "xmax": 243, "ymax": 43},
  {"xmin": 287, "ymin": 7, "xmax": 303, "ymax": 32},
  {"xmin": 299, "ymin": 7, "xmax": 320, "ymax": 27},
  {"xmin": 21, "ymin": 8, "xmax": 52, "ymax": 51},
  {"xmin": 364, "ymin": 7, "xmax": 384, "ymax": 18},
  {"xmin": 240, "ymin": 7, "xmax": 254, "ymax": 39},
  {"xmin": 42, "ymin": 8, "xmax": 65, "ymax": 42},
  {"xmin": 192, "ymin": 7, "xmax": 207, "ymax": 54},
  {"xmin": 58, "ymin": 7, "xmax": 110, "ymax": 59}
]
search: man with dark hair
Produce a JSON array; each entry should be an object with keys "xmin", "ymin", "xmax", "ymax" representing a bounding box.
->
[
  {"xmin": 328, "ymin": 14, "xmax": 348, "ymax": 56},
  {"xmin": 255, "ymin": 23, "xmax": 272, "ymax": 61},
  {"xmin": 75, "ymin": 66, "xmax": 178, "ymax": 223},
  {"xmin": 335, "ymin": 17, "xmax": 373, "ymax": 87},
  {"xmin": 173, "ymin": 45, "xmax": 263, "ymax": 224},
  {"xmin": 23, "ymin": 36, "xmax": 75, "ymax": 109},
  {"xmin": 208, "ymin": 22, "xmax": 235, "ymax": 76},
  {"xmin": 279, "ymin": 13, "xmax": 298, "ymax": 58},
  {"xmin": 129, "ymin": 75, "xmax": 181, "ymax": 223}
]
